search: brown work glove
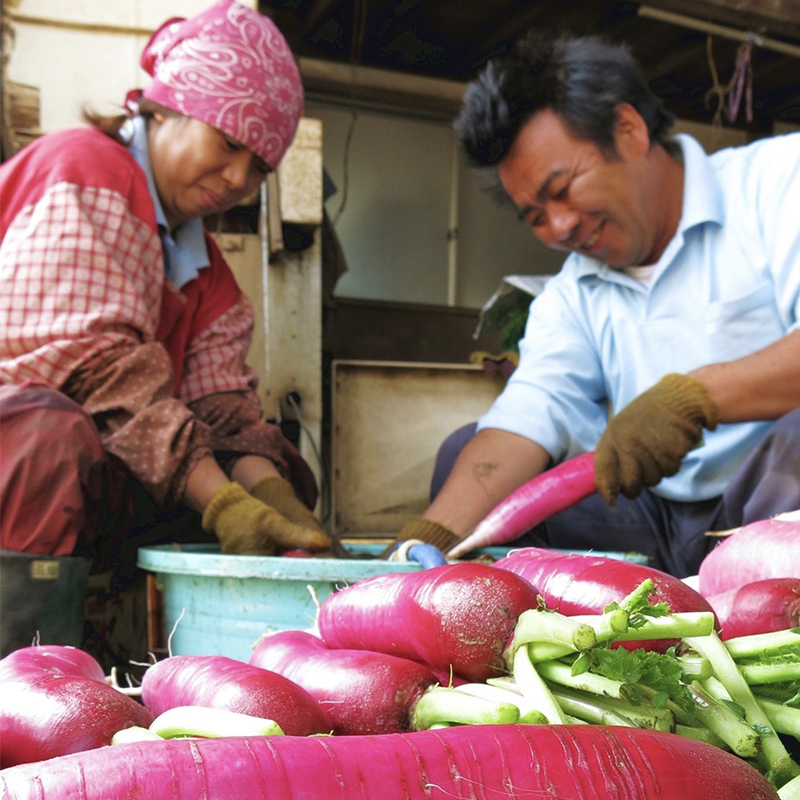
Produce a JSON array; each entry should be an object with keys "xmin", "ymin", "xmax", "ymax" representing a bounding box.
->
[
  {"xmin": 595, "ymin": 373, "xmax": 719, "ymax": 506},
  {"xmin": 202, "ymin": 482, "xmax": 332, "ymax": 555},
  {"xmin": 395, "ymin": 517, "xmax": 461, "ymax": 554},
  {"xmin": 250, "ymin": 475, "xmax": 325, "ymax": 534}
]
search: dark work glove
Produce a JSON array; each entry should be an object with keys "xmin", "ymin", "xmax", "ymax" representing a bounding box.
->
[
  {"xmin": 202, "ymin": 482, "xmax": 332, "ymax": 555},
  {"xmin": 594, "ymin": 373, "xmax": 719, "ymax": 506},
  {"xmin": 395, "ymin": 517, "xmax": 461, "ymax": 554}
]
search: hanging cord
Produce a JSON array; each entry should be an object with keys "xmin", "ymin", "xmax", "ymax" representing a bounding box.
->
[
  {"xmin": 726, "ymin": 39, "xmax": 754, "ymax": 124},
  {"xmin": 285, "ymin": 393, "xmax": 331, "ymax": 526},
  {"xmin": 704, "ymin": 34, "xmax": 755, "ymax": 127}
]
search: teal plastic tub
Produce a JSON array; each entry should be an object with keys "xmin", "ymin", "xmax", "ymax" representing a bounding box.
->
[
  {"xmin": 137, "ymin": 543, "xmax": 425, "ymax": 662},
  {"xmin": 138, "ymin": 544, "xmax": 648, "ymax": 663}
]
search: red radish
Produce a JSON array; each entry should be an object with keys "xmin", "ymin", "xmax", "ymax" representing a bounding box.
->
[
  {"xmin": 699, "ymin": 516, "xmax": 800, "ymax": 596},
  {"xmin": 140, "ymin": 655, "xmax": 332, "ymax": 737},
  {"xmin": 317, "ymin": 562, "xmax": 540, "ymax": 682},
  {"xmin": 706, "ymin": 578, "xmax": 800, "ymax": 640},
  {"xmin": 494, "ymin": 547, "xmax": 716, "ymax": 652},
  {"xmin": 249, "ymin": 630, "xmax": 440, "ymax": 735},
  {"xmin": 0, "ymin": 724, "xmax": 779, "ymax": 799},
  {"xmin": 447, "ymin": 451, "xmax": 596, "ymax": 558},
  {"xmin": 0, "ymin": 645, "xmax": 153, "ymax": 768}
]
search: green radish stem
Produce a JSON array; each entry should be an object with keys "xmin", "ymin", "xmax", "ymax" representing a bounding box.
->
[
  {"xmin": 636, "ymin": 684, "xmax": 701, "ymax": 728},
  {"xmin": 738, "ymin": 662, "xmax": 800, "ymax": 685},
  {"xmin": 674, "ymin": 723, "xmax": 730, "ymax": 749},
  {"xmin": 686, "ymin": 631, "xmax": 800, "ymax": 786},
  {"xmin": 724, "ymin": 628, "xmax": 800, "ymax": 660},
  {"xmin": 549, "ymin": 688, "xmax": 634, "ymax": 727},
  {"xmin": 550, "ymin": 685, "xmax": 675, "ymax": 731},
  {"xmin": 410, "ymin": 686, "xmax": 520, "ymax": 729},
  {"xmin": 757, "ymin": 697, "xmax": 800, "ymax": 738},
  {"xmin": 525, "ymin": 608, "xmax": 631, "ymax": 662},
  {"xmin": 512, "ymin": 646, "xmax": 569, "ymax": 724},
  {"xmin": 535, "ymin": 659, "xmax": 636, "ymax": 701},
  {"xmin": 779, "ymin": 774, "xmax": 800, "ymax": 800},
  {"xmin": 456, "ymin": 682, "xmax": 548, "ymax": 724},
  {"xmin": 678, "ymin": 654, "xmax": 713, "ymax": 681},
  {"xmin": 111, "ymin": 726, "xmax": 164, "ymax": 745},
  {"xmin": 618, "ymin": 578, "xmax": 656, "ymax": 609},
  {"xmin": 612, "ymin": 612, "xmax": 716, "ymax": 642},
  {"xmin": 563, "ymin": 713, "xmax": 591, "ymax": 724},
  {"xmin": 686, "ymin": 681, "xmax": 761, "ymax": 758},
  {"xmin": 510, "ymin": 608, "xmax": 598, "ymax": 653},
  {"xmin": 149, "ymin": 706, "xmax": 284, "ymax": 739}
]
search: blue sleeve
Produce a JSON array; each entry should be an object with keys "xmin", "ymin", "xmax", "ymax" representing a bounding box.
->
[{"xmin": 477, "ymin": 266, "xmax": 609, "ymax": 463}]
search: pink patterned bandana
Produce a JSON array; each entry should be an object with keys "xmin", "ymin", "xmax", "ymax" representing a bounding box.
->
[{"xmin": 139, "ymin": 0, "xmax": 303, "ymax": 169}]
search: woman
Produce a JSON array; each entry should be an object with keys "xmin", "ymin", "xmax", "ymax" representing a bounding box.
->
[{"xmin": 0, "ymin": 0, "xmax": 331, "ymax": 586}]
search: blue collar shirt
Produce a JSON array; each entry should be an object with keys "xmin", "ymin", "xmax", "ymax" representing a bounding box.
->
[{"xmin": 479, "ymin": 132, "xmax": 800, "ymax": 502}]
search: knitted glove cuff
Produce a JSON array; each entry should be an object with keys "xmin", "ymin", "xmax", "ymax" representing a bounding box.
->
[
  {"xmin": 656, "ymin": 373, "xmax": 719, "ymax": 430},
  {"xmin": 201, "ymin": 481, "xmax": 251, "ymax": 533},
  {"xmin": 250, "ymin": 475, "xmax": 296, "ymax": 508},
  {"xmin": 397, "ymin": 518, "xmax": 461, "ymax": 554}
]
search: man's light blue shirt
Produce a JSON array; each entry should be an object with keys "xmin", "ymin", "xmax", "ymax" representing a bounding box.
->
[
  {"xmin": 478, "ymin": 132, "xmax": 800, "ymax": 502},
  {"xmin": 126, "ymin": 116, "xmax": 209, "ymax": 288}
]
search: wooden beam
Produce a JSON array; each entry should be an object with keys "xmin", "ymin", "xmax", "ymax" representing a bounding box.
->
[
  {"xmin": 298, "ymin": 56, "xmax": 465, "ymax": 118},
  {"xmin": 639, "ymin": 0, "xmax": 800, "ymax": 42},
  {"xmin": 639, "ymin": 5, "xmax": 800, "ymax": 58}
]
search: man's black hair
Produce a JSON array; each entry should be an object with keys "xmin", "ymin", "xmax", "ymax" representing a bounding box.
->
[{"xmin": 455, "ymin": 31, "xmax": 674, "ymax": 171}]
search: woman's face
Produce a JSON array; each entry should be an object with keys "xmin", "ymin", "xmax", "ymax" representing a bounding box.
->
[{"xmin": 148, "ymin": 113, "xmax": 269, "ymax": 231}]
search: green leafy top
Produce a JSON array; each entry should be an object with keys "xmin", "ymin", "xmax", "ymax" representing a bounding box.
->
[{"xmin": 604, "ymin": 578, "xmax": 670, "ymax": 630}]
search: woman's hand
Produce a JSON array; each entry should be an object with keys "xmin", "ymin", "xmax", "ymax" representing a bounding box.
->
[
  {"xmin": 185, "ymin": 456, "xmax": 331, "ymax": 555},
  {"xmin": 202, "ymin": 482, "xmax": 331, "ymax": 555}
]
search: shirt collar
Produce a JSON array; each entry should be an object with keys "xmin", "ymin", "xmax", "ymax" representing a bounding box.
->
[
  {"xmin": 126, "ymin": 116, "xmax": 208, "ymax": 288},
  {"xmin": 673, "ymin": 132, "xmax": 725, "ymax": 234}
]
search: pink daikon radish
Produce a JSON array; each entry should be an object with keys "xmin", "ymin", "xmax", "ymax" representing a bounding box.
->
[
  {"xmin": 0, "ymin": 645, "xmax": 153, "ymax": 768},
  {"xmin": 249, "ymin": 630, "xmax": 441, "ymax": 735},
  {"xmin": 698, "ymin": 516, "xmax": 800, "ymax": 596},
  {"xmin": 447, "ymin": 451, "xmax": 596, "ymax": 558},
  {"xmin": 316, "ymin": 562, "xmax": 540, "ymax": 682},
  {"xmin": 140, "ymin": 655, "xmax": 332, "ymax": 737},
  {"xmin": 706, "ymin": 578, "xmax": 800, "ymax": 640},
  {"xmin": 0, "ymin": 725, "xmax": 780, "ymax": 800}
]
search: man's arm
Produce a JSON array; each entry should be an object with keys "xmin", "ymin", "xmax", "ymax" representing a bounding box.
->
[
  {"xmin": 692, "ymin": 329, "xmax": 800, "ymax": 422},
  {"xmin": 594, "ymin": 329, "xmax": 800, "ymax": 505},
  {"xmin": 421, "ymin": 428, "xmax": 552, "ymax": 537}
]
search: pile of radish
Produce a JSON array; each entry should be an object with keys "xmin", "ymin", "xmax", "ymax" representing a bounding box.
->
[{"xmin": 1, "ymin": 514, "xmax": 798, "ymax": 799}]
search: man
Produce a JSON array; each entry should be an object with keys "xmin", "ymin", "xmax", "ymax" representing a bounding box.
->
[{"xmin": 396, "ymin": 32, "xmax": 800, "ymax": 577}]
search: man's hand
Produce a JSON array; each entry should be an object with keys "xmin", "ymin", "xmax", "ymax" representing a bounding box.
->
[
  {"xmin": 395, "ymin": 517, "xmax": 461, "ymax": 554},
  {"xmin": 595, "ymin": 373, "xmax": 719, "ymax": 506},
  {"xmin": 202, "ymin": 482, "xmax": 331, "ymax": 555}
]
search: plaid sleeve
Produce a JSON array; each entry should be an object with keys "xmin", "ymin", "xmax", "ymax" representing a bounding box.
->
[
  {"xmin": 179, "ymin": 292, "xmax": 260, "ymax": 404},
  {"xmin": 0, "ymin": 181, "xmax": 164, "ymax": 388}
]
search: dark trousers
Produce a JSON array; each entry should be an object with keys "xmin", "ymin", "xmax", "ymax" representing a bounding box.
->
[
  {"xmin": 431, "ymin": 409, "xmax": 800, "ymax": 577},
  {"xmin": 0, "ymin": 385, "xmax": 315, "ymax": 586}
]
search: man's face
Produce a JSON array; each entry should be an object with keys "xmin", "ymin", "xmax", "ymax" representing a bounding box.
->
[{"xmin": 497, "ymin": 106, "xmax": 672, "ymax": 269}]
